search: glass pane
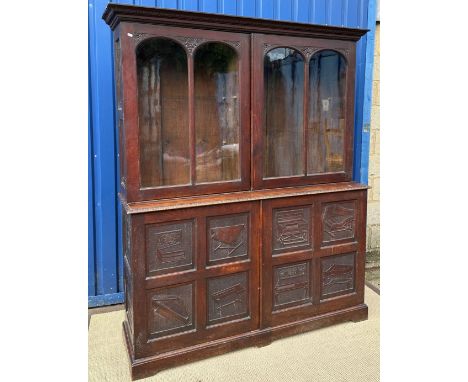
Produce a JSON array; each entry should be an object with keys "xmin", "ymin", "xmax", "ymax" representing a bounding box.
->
[
  {"xmin": 194, "ymin": 43, "xmax": 240, "ymax": 183},
  {"xmin": 264, "ymin": 48, "xmax": 304, "ymax": 178},
  {"xmin": 308, "ymin": 50, "xmax": 347, "ymax": 174},
  {"xmin": 137, "ymin": 38, "xmax": 190, "ymax": 188}
]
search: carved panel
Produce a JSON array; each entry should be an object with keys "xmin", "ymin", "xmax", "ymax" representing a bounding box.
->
[
  {"xmin": 127, "ymin": 31, "xmax": 149, "ymax": 43},
  {"xmin": 208, "ymin": 214, "xmax": 248, "ymax": 264},
  {"xmin": 122, "ymin": 211, "xmax": 128, "ymax": 260},
  {"xmin": 146, "ymin": 220, "xmax": 194, "ymax": 275},
  {"xmin": 207, "ymin": 272, "xmax": 248, "ymax": 324},
  {"xmin": 148, "ymin": 283, "xmax": 194, "ymax": 338},
  {"xmin": 126, "ymin": 214, "xmax": 132, "ymax": 258},
  {"xmin": 174, "ymin": 36, "xmax": 207, "ymax": 54},
  {"xmin": 264, "ymin": 43, "xmax": 274, "ymax": 53},
  {"xmin": 273, "ymin": 262, "xmax": 310, "ymax": 310},
  {"xmin": 263, "ymin": 43, "xmax": 321, "ymax": 59},
  {"xmin": 321, "ymin": 253, "xmax": 355, "ymax": 299},
  {"xmin": 322, "ymin": 201, "xmax": 356, "ymax": 244},
  {"xmin": 123, "ymin": 213, "xmax": 132, "ymax": 262},
  {"xmin": 272, "ymin": 207, "xmax": 312, "ymax": 253},
  {"xmin": 124, "ymin": 267, "xmax": 133, "ymax": 335},
  {"xmin": 299, "ymin": 46, "xmax": 321, "ymax": 59}
]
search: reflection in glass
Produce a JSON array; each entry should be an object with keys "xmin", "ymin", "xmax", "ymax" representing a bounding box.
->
[
  {"xmin": 137, "ymin": 38, "xmax": 190, "ymax": 187},
  {"xmin": 308, "ymin": 50, "xmax": 347, "ymax": 174},
  {"xmin": 194, "ymin": 43, "xmax": 240, "ymax": 183},
  {"xmin": 263, "ymin": 48, "xmax": 304, "ymax": 178}
]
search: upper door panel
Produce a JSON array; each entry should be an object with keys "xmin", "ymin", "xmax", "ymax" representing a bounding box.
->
[
  {"xmin": 119, "ymin": 23, "xmax": 250, "ymax": 202},
  {"xmin": 252, "ymin": 33, "xmax": 356, "ymax": 190}
]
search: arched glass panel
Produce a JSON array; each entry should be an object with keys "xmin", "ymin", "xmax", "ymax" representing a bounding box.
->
[
  {"xmin": 308, "ymin": 50, "xmax": 347, "ymax": 174},
  {"xmin": 137, "ymin": 38, "xmax": 190, "ymax": 188},
  {"xmin": 194, "ymin": 43, "xmax": 240, "ymax": 183},
  {"xmin": 263, "ymin": 47, "xmax": 304, "ymax": 178}
]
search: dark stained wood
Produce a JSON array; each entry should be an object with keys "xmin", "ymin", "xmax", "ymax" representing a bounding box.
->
[
  {"xmin": 103, "ymin": 4, "xmax": 368, "ymax": 41},
  {"xmin": 106, "ymin": 5, "xmax": 369, "ymax": 380},
  {"xmin": 121, "ymin": 182, "xmax": 368, "ymax": 214},
  {"xmin": 252, "ymin": 33, "xmax": 356, "ymax": 189},
  {"xmin": 117, "ymin": 22, "xmax": 251, "ymax": 202},
  {"xmin": 123, "ymin": 303, "xmax": 368, "ymax": 380},
  {"xmin": 126, "ymin": 202, "xmax": 261, "ymax": 360},
  {"xmin": 260, "ymin": 190, "xmax": 365, "ymax": 329},
  {"xmin": 137, "ymin": 38, "xmax": 190, "ymax": 188}
]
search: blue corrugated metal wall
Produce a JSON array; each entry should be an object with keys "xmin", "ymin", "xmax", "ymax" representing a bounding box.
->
[{"xmin": 88, "ymin": 0, "xmax": 376, "ymax": 307}]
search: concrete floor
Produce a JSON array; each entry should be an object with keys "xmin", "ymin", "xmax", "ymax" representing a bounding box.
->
[{"xmin": 89, "ymin": 288, "xmax": 380, "ymax": 382}]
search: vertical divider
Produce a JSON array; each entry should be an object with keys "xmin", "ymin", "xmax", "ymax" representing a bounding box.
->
[
  {"xmin": 257, "ymin": 200, "xmax": 264, "ymax": 329},
  {"xmin": 188, "ymin": 53, "xmax": 196, "ymax": 185},
  {"xmin": 303, "ymin": 56, "xmax": 309, "ymax": 176},
  {"xmin": 312, "ymin": 198, "xmax": 322, "ymax": 305},
  {"xmin": 196, "ymin": 214, "xmax": 207, "ymax": 332}
]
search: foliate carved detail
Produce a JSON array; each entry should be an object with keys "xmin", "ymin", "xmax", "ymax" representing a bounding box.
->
[
  {"xmin": 273, "ymin": 207, "xmax": 311, "ymax": 252},
  {"xmin": 273, "ymin": 262, "xmax": 310, "ymax": 309},
  {"xmin": 264, "ymin": 43, "xmax": 275, "ymax": 53},
  {"xmin": 321, "ymin": 253, "xmax": 355, "ymax": 298},
  {"xmin": 264, "ymin": 43, "xmax": 321, "ymax": 59},
  {"xmin": 208, "ymin": 214, "xmax": 249, "ymax": 263},
  {"xmin": 174, "ymin": 36, "xmax": 207, "ymax": 54},
  {"xmin": 208, "ymin": 273, "xmax": 248, "ymax": 323},
  {"xmin": 299, "ymin": 46, "xmax": 321, "ymax": 59},
  {"xmin": 146, "ymin": 221, "xmax": 194, "ymax": 274},
  {"xmin": 322, "ymin": 202, "xmax": 356, "ymax": 243},
  {"xmin": 148, "ymin": 284, "xmax": 194, "ymax": 338},
  {"xmin": 128, "ymin": 32, "xmax": 149, "ymax": 43}
]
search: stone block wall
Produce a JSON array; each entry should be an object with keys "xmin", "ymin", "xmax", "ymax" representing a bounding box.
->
[{"xmin": 367, "ymin": 23, "xmax": 380, "ymax": 254}]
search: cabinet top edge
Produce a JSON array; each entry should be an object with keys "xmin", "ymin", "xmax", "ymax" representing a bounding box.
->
[
  {"xmin": 121, "ymin": 182, "xmax": 369, "ymax": 214},
  {"xmin": 103, "ymin": 4, "xmax": 368, "ymax": 41}
]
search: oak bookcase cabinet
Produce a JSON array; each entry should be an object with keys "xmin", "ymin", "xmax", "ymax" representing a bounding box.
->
[{"xmin": 103, "ymin": 4, "xmax": 369, "ymax": 380}]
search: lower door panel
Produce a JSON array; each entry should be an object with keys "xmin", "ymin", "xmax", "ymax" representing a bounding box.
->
[
  {"xmin": 261, "ymin": 190, "xmax": 367, "ymax": 328},
  {"xmin": 130, "ymin": 202, "xmax": 260, "ymax": 358}
]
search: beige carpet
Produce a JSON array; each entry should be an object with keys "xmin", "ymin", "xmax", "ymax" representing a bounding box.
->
[{"xmin": 89, "ymin": 287, "xmax": 379, "ymax": 382}]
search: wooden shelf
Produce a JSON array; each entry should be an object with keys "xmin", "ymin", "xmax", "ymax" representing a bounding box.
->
[{"xmin": 121, "ymin": 182, "xmax": 368, "ymax": 214}]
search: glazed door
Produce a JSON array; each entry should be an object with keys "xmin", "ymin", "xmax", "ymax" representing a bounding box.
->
[
  {"xmin": 119, "ymin": 22, "xmax": 250, "ymax": 202},
  {"xmin": 252, "ymin": 33, "xmax": 356, "ymax": 190},
  {"xmin": 261, "ymin": 190, "xmax": 366, "ymax": 328},
  {"xmin": 130, "ymin": 202, "xmax": 260, "ymax": 359}
]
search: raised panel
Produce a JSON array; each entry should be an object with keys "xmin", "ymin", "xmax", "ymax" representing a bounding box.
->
[
  {"xmin": 272, "ymin": 206, "xmax": 312, "ymax": 254},
  {"xmin": 320, "ymin": 253, "xmax": 355, "ymax": 299},
  {"xmin": 124, "ymin": 267, "xmax": 133, "ymax": 336},
  {"xmin": 322, "ymin": 201, "xmax": 356, "ymax": 245},
  {"xmin": 273, "ymin": 261, "xmax": 310, "ymax": 310},
  {"xmin": 125, "ymin": 213, "xmax": 132, "ymax": 261},
  {"xmin": 147, "ymin": 283, "xmax": 194, "ymax": 339},
  {"xmin": 146, "ymin": 220, "xmax": 194, "ymax": 276},
  {"xmin": 207, "ymin": 213, "xmax": 249, "ymax": 264},
  {"xmin": 207, "ymin": 272, "xmax": 248, "ymax": 324}
]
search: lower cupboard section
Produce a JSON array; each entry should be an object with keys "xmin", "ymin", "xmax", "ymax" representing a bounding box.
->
[{"xmin": 123, "ymin": 189, "xmax": 368, "ymax": 380}]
